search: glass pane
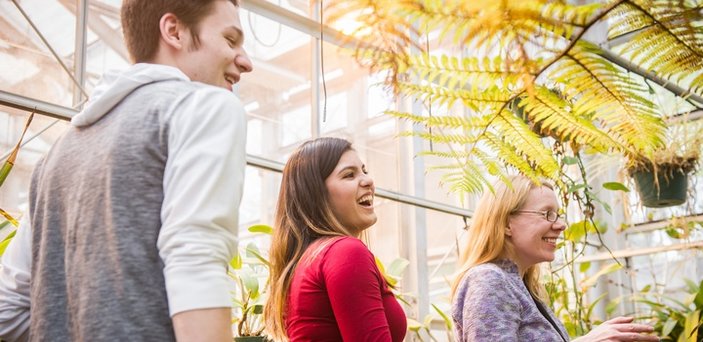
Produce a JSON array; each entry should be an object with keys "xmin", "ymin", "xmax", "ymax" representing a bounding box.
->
[
  {"xmin": 0, "ymin": 0, "xmax": 79, "ymax": 107},
  {"xmin": 0, "ymin": 105, "xmax": 69, "ymax": 220},
  {"xmin": 240, "ymin": 8, "xmax": 313, "ymax": 162},
  {"xmin": 85, "ymin": 0, "xmax": 130, "ymax": 93}
]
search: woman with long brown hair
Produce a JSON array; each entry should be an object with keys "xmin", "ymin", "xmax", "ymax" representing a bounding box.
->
[{"xmin": 263, "ymin": 137, "xmax": 406, "ymax": 341}]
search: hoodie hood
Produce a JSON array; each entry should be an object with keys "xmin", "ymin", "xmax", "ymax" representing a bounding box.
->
[{"xmin": 71, "ymin": 63, "xmax": 190, "ymax": 127}]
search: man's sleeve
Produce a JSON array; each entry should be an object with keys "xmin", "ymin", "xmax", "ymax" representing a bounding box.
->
[
  {"xmin": 0, "ymin": 215, "xmax": 32, "ymax": 341},
  {"xmin": 157, "ymin": 88, "xmax": 247, "ymax": 316}
]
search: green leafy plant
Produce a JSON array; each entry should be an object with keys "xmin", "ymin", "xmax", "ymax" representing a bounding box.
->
[
  {"xmin": 325, "ymin": 0, "xmax": 703, "ymax": 194},
  {"xmin": 229, "ymin": 225, "xmax": 273, "ymax": 341},
  {"xmin": 634, "ymin": 279, "xmax": 703, "ymax": 342},
  {"xmin": 376, "ymin": 256, "xmax": 453, "ymax": 341},
  {"xmin": 625, "ymin": 120, "xmax": 703, "ymax": 207},
  {"xmin": 0, "ymin": 111, "xmax": 34, "ymax": 235}
]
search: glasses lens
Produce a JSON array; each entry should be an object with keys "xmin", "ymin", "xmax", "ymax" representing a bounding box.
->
[{"xmin": 547, "ymin": 211, "xmax": 558, "ymax": 222}]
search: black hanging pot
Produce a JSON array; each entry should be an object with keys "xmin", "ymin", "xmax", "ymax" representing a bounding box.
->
[{"xmin": 632, "ymin": 168, "xmax": 688, "ymax": 208}]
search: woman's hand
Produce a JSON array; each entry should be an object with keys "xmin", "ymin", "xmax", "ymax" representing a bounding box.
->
[{"xmin": 572, "ymin": 316, "xmax": 659, "ymax": 342}]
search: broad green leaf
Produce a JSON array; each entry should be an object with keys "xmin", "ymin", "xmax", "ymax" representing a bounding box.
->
[
  {"xmin": 683, "ymin": 278, "xmax": 699, "ymax": 293},
  {"xmin": 230, "ymin": 252, "xmax": 242, "ymax": 270},
  {"xmin": 248, "ymin": 224, "xmax": 273, "ymax": 235},
  {"xmin": 0, "ymin": 230, "xmax": 17, "ymax": 256},
  {"xmin": 432, "ymin": 303, "xmax": 452, "ymax": 330},
  {"xmin": 602, "ymin": 182, "xmax": 630, "ymax": 192},
  {"xmin": 423, "ymin": 313, "xmax": 433, "ymax": 327},
  {"xmin": 682, "ymin": 310, "xmax": 699, "ymax": 342},
  {"xmin": 562, "ymin": 156, "xmax": 579, "ymax": 165},
  {"xmin": 240, "ymin": 269, "xmax": 260, "ymax": 299},
  {"xmin": 406, "ymin": 318, "xmax": 422, "ymax": 331},
  {"xmin": 245, "ymin": 245, "xmax": 271, "ymax": 268},
  {"xmin": 0, "ymin": 162, "xmax": 12, "ymax": 189},
  {"xmin": 387, "ymin": 258, "xmax": 410, "ymax": 279},
  {"xmin": 586, "ymin": 293, "xmax": 608, "ymax": 321},
  {"xmin": 662, "ymin": 317, "xmax": 677, "ymax": 337},
  {"xmin": 695, "ymin": 280, "xmax": 703, "ymax": 308},
  {"xmin": 605, "ymin": 297, "xmax": 621, "ymax": 315},
  {"xmin": 666, "ymin": 227, "xmax": 682, "ymax": 239},
  {"xmin": 251, "ymin": 304, "xmax": 264, "ymax": 315},
  {"xmin": 375, "ymin": 257, "xmax": 398, "ymax": 287},
  {"xmin": 565, "ymin": 220, "xmax": 604, "ymax": 242},
  {"xmin": 579, "ymin": 261, "xmax": 591, "ymax": 273}
]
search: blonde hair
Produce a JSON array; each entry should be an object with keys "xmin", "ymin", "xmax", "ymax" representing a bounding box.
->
[{"xmin": 450, "ymin": 174, "xmax": 553, "ymax": 302}]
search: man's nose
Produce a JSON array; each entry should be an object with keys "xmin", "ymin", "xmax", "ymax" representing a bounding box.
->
[{"xmin": 236, "ymin": 49, "xmax": 253, "ymax": 73}]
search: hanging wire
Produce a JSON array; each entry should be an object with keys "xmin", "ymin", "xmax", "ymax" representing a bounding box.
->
[
  {"xmin": 319, "ymin": 0, "xmax": 328, "ymax": 122},
  {"xmin": 247, "ymin": 7, "xmax": 282, "ymax": 48}
]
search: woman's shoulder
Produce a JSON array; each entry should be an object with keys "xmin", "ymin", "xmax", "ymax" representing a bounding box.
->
[
  {"xmin": 466, "ymin": 261, "xmax": 512, "ymax": 279},
  {"xmin": 457, "ymin": 261, "xmax": 519, "ymax": 293},
  {"xmin": 324, "ymin": 236, "xmax": 371, "ymax": 257}
]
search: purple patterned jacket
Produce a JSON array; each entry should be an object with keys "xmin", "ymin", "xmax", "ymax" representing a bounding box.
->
[{"xmin": 452, "ymin": 260, "xmax": 569, "ymax": 342}]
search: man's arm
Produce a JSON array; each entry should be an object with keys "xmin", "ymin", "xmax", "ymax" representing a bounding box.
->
[
  {"xmin": 158, "ymin": 87, "xmax": 247, "ymax": 341},
  {"xmin": 172, "ymin": 308, "xmax": 233, "ymax": 342},
  {"xmin": 0, "ymin": 216, "xmax": 32, "ymax": 342}
]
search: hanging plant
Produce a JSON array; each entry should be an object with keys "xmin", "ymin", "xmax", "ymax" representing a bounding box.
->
[{"xmin": 625, "ymin": 122, "xmax": 702, "ymax": 208}]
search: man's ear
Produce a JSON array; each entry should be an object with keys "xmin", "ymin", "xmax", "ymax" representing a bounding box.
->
[{"xmin": 159, "ymin": 13, "xmax": 185, "ymax": 50}]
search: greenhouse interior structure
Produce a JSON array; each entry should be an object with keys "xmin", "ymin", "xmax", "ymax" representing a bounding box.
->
[{"xmin": 1, "ymin": 0, "xmax": 702, "ymax": 341}]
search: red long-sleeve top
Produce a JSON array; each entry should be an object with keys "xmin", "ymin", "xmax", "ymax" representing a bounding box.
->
[{"xmin": 285, "ymin": 236, "xmax": 407, "ymax": 341}]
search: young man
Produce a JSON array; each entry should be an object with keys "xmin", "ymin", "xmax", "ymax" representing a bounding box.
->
[{"xmin": 0, "ymin": 0, "xmax": 252, "ymax": 340}]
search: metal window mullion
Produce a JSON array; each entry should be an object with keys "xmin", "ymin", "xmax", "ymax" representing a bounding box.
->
[
  {"xmin": 0, "ymin": 89, "xmax": 473, "ymax": 219},
  {"xmin": 310, "ymin": 0, "xmax": 321, "ymax": 138},
  {"xmin": 73, "ymin": 0, "xmax": 89, "ymax": 108}
]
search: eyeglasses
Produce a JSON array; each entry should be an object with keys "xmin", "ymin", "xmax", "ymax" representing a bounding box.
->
[{"xmin": 512, "ymin": 209, "xmax": 561, "ymax": 222}]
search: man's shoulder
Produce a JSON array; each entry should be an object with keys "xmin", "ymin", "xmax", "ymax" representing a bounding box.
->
[{"xmin": 176, "ymin": 82, "xmax": 243, "ymax": 108}]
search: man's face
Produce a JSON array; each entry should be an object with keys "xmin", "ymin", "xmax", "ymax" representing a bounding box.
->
[{"xmin": 178, "ymin": 1, "xmax": 253, "ymax": 90}]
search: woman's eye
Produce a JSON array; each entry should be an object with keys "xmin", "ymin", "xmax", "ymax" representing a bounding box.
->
[{"xmin": 343, "ymin": 173, "xmax": 354, "ymax": 178}]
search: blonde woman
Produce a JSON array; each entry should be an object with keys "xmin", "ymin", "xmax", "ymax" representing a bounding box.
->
[
  {"xmin": 263, "ymin": 137, "xmax": 406, "ymax": 341},
  {"xmin": 451, "ymin": 175, "xmax": 659, "ymax": 342}
]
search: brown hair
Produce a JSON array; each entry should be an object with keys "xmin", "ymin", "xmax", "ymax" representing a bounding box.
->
[
  {"xmin": 263, "ymin": 137, "xmax": 355, "ymax": 341},
  {"xmin": 121, "ymin": 0, "xmax": 240, "ymax": 63},
  {"xmin": 451, "ymin": 174, "xmax": 553, "ymax": 302}
]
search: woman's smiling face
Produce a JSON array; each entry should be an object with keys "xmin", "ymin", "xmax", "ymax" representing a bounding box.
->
[
  {"xmin": 507, "ymin": 186, "xmax": 566, "ymax": 272},
  {"xmin": 324, "ymin": 150, "xmax": 376, "ymax": 235}
]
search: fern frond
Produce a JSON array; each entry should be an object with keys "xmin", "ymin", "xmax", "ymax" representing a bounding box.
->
[
  {"xmin": 607, "ymin": 1, "xmax": 703, "ymax": 94},
  {"xmin": 548, "ymin": 41, "xmax": 666, "ymax": 154},
  {"xmin": 399, "ymin": 131, "xmax": 480, "ymax": 145},
  {"xmin": 403, "ymin": 54, "xmax": 533, "ymax": 91},
  {"xmin": 396, "ymin": 82, "xmax": 513, "ymax": 111},
  {"xmin": 491, "ymin": 111, "xmax": 561, "ymax": 179},
  {"xmin": 518, "ymin": 87, "xmax": 623, "ymax": 152},
  {"xmin": 387, "ymin": 111, "xmax": 492, "ymax": 130}
]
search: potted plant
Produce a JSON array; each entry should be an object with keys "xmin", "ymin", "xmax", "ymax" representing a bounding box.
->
[
  {"xmin": 230, "ymin": 225, "xmax": 273, "ymax": 342},
  {"xmin": 625, "ymin": 123, "xmax": 702, "ymax": 208},
  {"xmin": 635, "ymin": 279, "xmax": 703, "ymax": 342}
]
